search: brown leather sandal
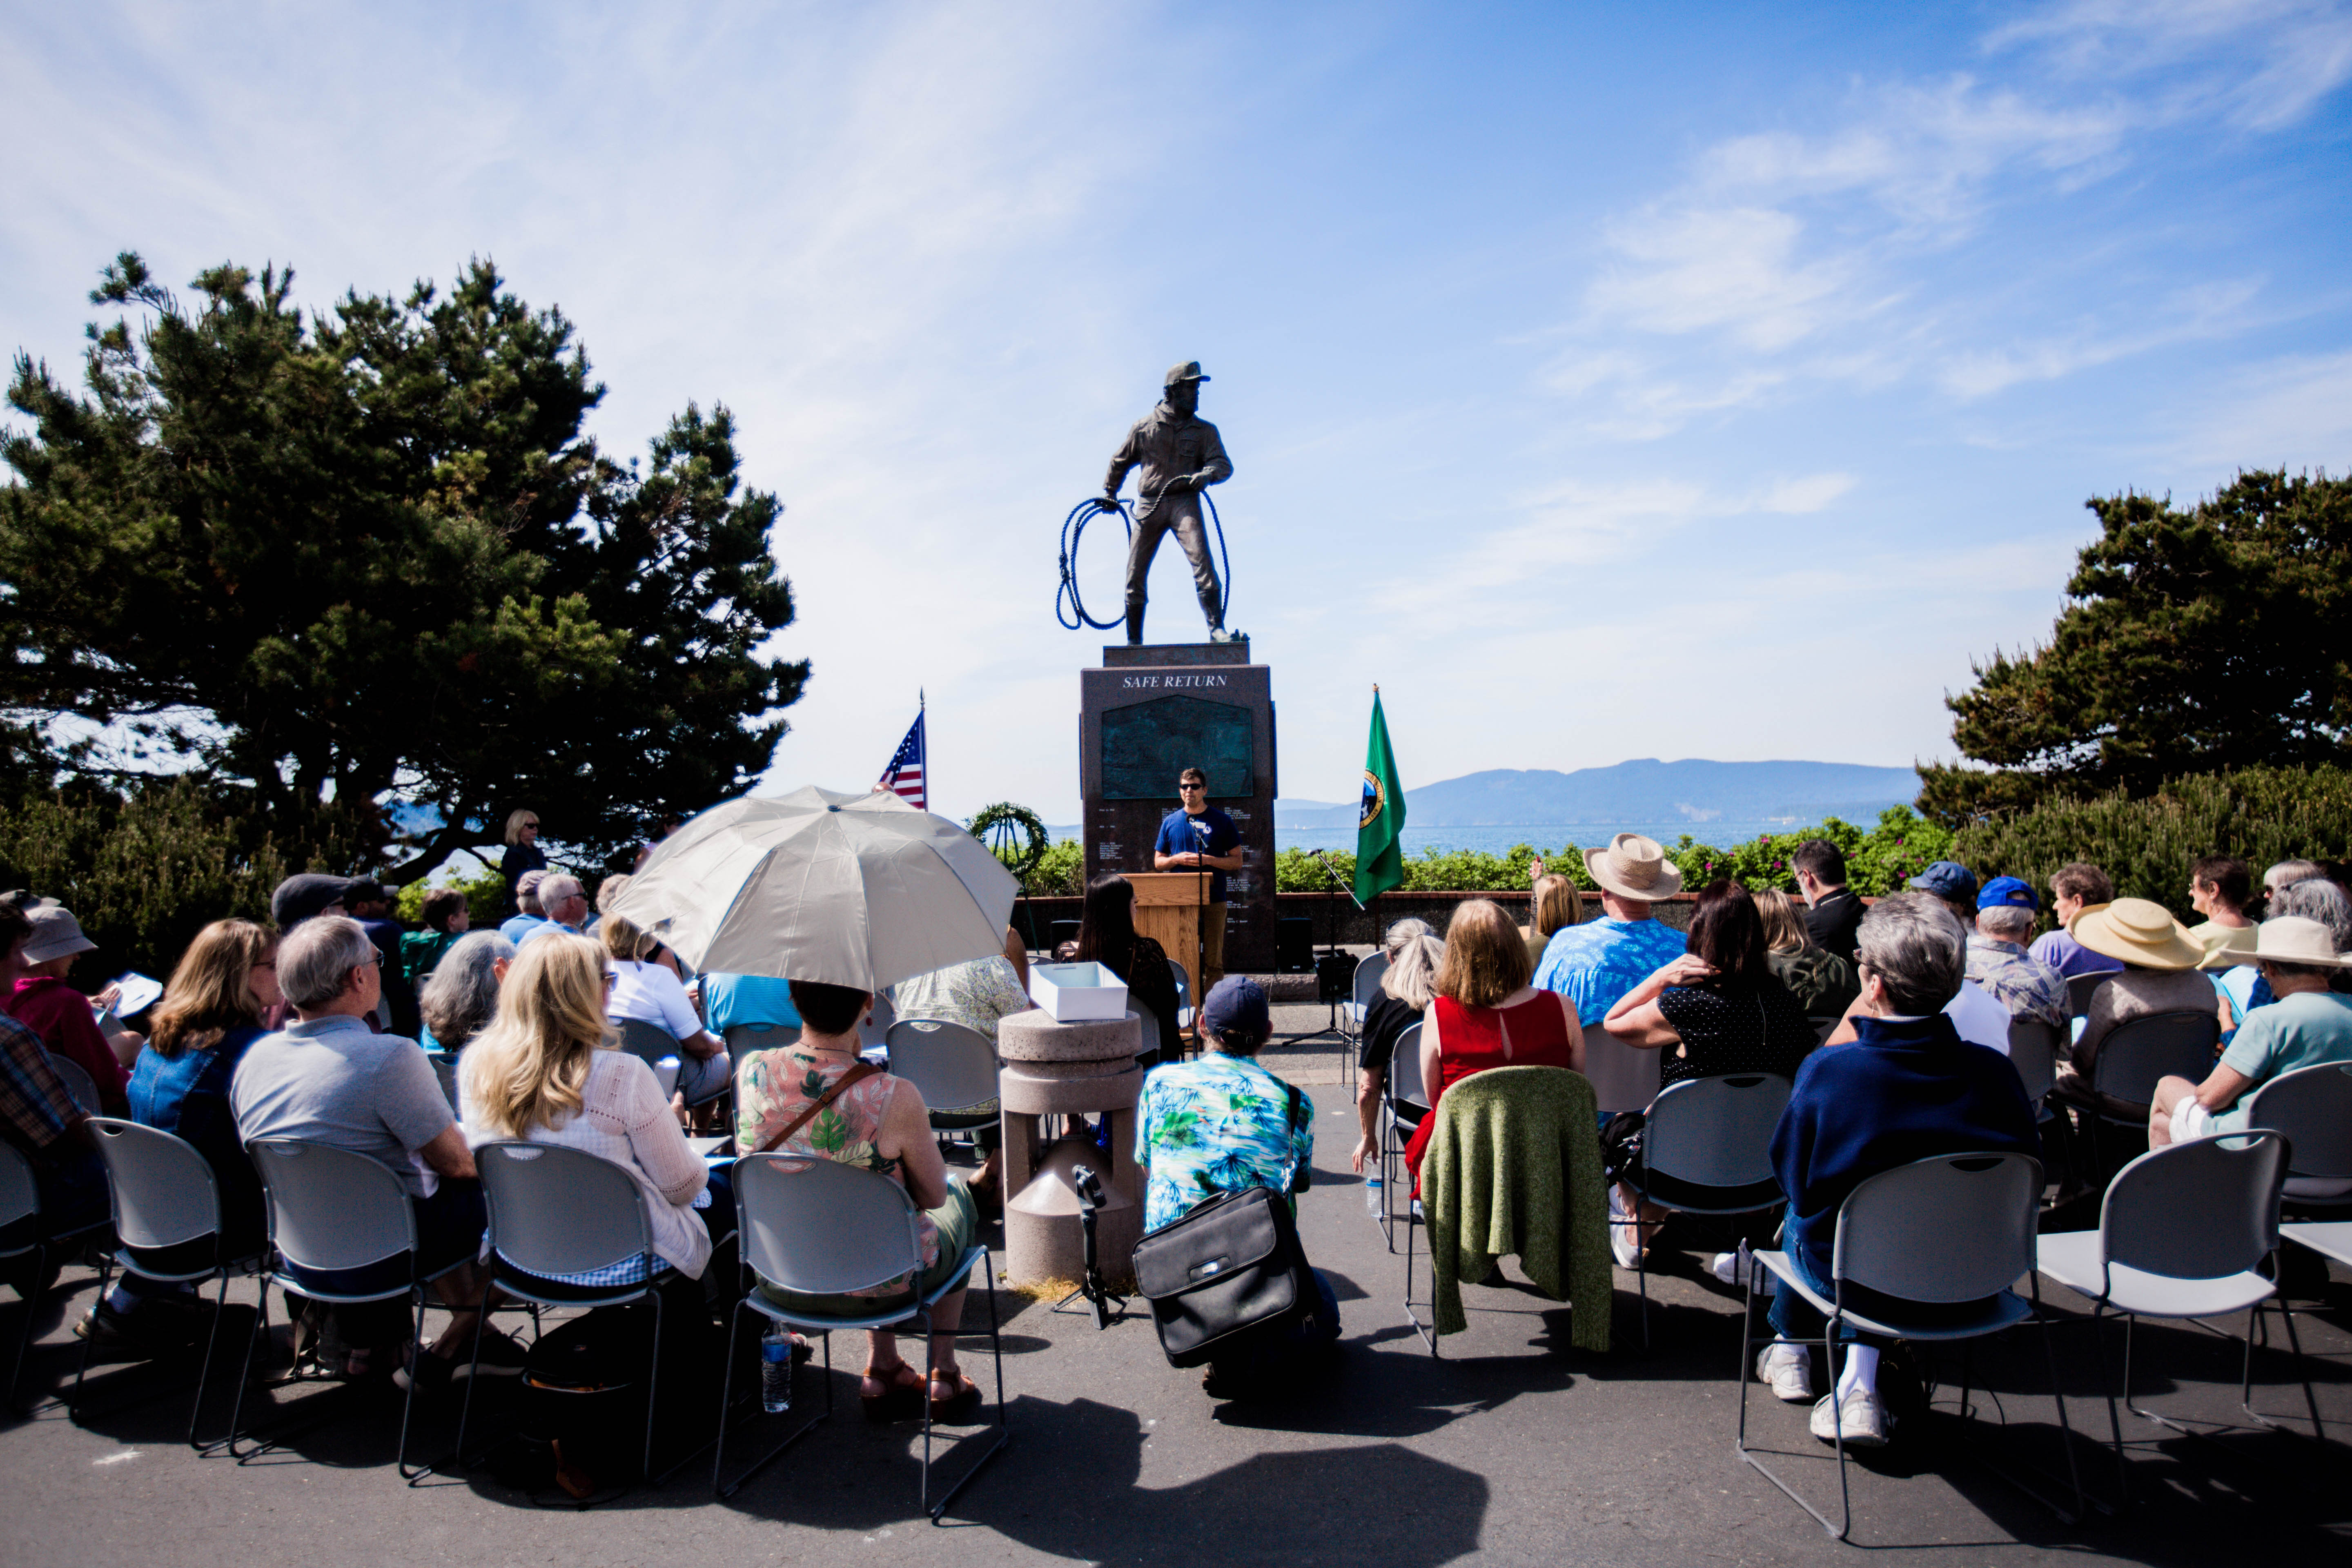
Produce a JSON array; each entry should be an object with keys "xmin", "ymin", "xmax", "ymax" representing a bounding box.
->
[
  {"xmin": 860, "ymin": 1361, "xmax": 924, "ymax": 1422},
  {"xmin": 927, "ymin": 1368, "xmax": 982, "ymax": 1425}
]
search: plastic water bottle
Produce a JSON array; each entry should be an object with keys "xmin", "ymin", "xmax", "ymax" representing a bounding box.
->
[
  {"xmin": 1364, "ymin": 1174, "xmax": 1384, "ymax": 1217},
  {"xmin": 760, "ymin": 1325, "xmax": 793, "ymax": 1413}
]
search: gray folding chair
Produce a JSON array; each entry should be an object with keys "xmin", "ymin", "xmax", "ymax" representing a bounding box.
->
[
  {"xmin": 1168, "ymin": 959, "xmax": 1193, "ymax": 1032},
  {"xmin": 1130, "ymin": 1000, "xmax": 1169, "ymax": 1074},
  {"xmin": 1622, "ymin": 1073, "xmax": 1792, "ymax": 1348},
  {"xmin": 615, "ymin": 1017, "xmax": 681, "ymax": 1067},
  {"xmin": 726, "ymin": 1021, "xmax": 801, "ymax": 1082},
  {"xmin": 885, "ymin": 1019, "xmax": 1002, "ymax": 1150},
  {"xmin": 2084, "ymin": 1009, "xmax": 2221, "ymax": 1172},
  {"xmin": 2007, "ymin": 1018, "xmax": 2060, "ymax": 1105},
  {"xmin": 2067, "ymin": 971, "xmax": 2114, "ymax": 1021},
  {"xmin": 858, "ymin": 991, "xmax": 897, "ymax": 1052},
  {"xmin": 458, "ymin": 1141, "xmax": 701, "ymax": 1491},
  {"xmin": 1345, "ymin": 953, "xmax": 1390, "ymax": 1076},
  {"xmin": 1, "ymin": 1138, "xmax": 107, "ymax": 1414},
  {"xmin": 2036, "ymin": 1129, "xmax": 2315, "ymax": 1479},
  {"xmin": 426, "ymin": 1052, "xmax": 462, "ymax": 1114},
  {"xmin": 45, "ymin": 1053, "xmax": 101, "ymax": 1115},
  {"xmin": 1740, "ymin": 1151, "xmax": 2078, "ymax": 1541},
  {"xmin": 713, "ymin": 1153, "xmax": 1007, "ymax": 1521},
  {"xmin": 1379, "ymin": 1022, "xmax": 1427, "ymax": 1253},
  {"xmin": 232, "ymin": 1138, "xmax": 476, "ymax": 1480},
  {"xmin": 74, "ymin": 1118, "xmax": 262, "ymax": 1450},
  {"xmin": 2242, "ymin": 1061, "xmax": 2352, "ymax": 1212}
]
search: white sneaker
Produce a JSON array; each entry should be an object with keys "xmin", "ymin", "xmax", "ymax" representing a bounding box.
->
[
  {"xmin": 1711, "ymin": 1241, "xmax": 1776, "ymax": 1294},
  {"xmin": 1809, "ymin": 1386, "xmax": 1889, "ymax": 1448},
  {"xmin": 1754, "ymin": 1343, "xmax": 1812, "ymax": 1403},
  {"xmin": 1610, "ymin": 1220, "xmax": 1644, "ymax": 1270}
]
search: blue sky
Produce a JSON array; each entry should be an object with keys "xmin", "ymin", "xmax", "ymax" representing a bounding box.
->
[{"xmin": 5, "ymin": 1, "xmax": 2349, "ymax": 824}]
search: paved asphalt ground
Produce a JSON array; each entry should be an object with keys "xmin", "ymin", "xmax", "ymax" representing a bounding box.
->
[{"xmin": 5, "ymin": 1005, "xmax": 2348, "ymax": 1566}]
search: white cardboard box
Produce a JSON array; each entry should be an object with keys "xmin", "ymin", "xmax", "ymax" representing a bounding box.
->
[{"xmin": 1027, "ymin": 961, "xmax": 1130, "ymax": 1022}]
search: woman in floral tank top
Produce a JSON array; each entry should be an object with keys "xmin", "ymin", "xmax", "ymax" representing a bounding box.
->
[{"xmin": 735, "ymin": 979, "xmax": 984, "ymax": 1422}]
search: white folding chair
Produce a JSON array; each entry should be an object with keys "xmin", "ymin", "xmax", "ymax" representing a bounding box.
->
[
  {"xmin": 2242, "ymin": 1061, "xmax": 2352, "ymax": 1213},
  {"xmin": 459, "ymin": 1141, "xmax": 708, "ymax": 1492},
  {"xmin": 713, "ymin": 1153, "xmax": 1007, "ymax": 1521},
  {"xmin": 1622, "ymin": 1073, "xmax": 1791, "ymax": 1348},
  {"xmin": 2038, "ymin": 1129, "xmax": 2317, "ymax": 1472},
  {"xmin": 1739, "ymin": 1152, "xmax": 2079, "ymax": 1541},
  {"xmin": 232, "ymin": 1138, "xmax": 476, "ymax": 1480},
  {"xmin": 45, "ymin": 1053, "xmax": 101, "ymax": 1115},
  {"xmin": 0, "ymin": 1139, "xmax": 108, "ymax": 1414},
  {"xmin": 1379, "ymin": 1022, "xmax": 1426, "ymax": 1253},
  {"xmin": 75, "ymin": 1118, "xmax": 263, "ymax": 1451},
  {"xmin": 886, "ymin": 1019, "xmax": 1002, "ymax": 1152}
]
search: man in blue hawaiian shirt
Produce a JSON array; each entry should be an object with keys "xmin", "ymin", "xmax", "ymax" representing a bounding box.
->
[
  {"xmin": 1134, "ymin": 977, "xmax": 1337, "ymax": 1396},
  {"xmin": 1532, "ymin": 834, "xmax": 1688, "ymax": 1025}
]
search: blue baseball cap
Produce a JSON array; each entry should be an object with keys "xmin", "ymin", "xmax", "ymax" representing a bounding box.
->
[
  {"xmin": 1201, "ymin": 975, "xmax": 1271, "ymax": 1040},
  {"xmin": 1908, "ymin": 860, "xmax": 1978, "ymax": 902},
  {"xmin": 1977, "ymin": 875, "xmax": 2038, "ymax": 911}
]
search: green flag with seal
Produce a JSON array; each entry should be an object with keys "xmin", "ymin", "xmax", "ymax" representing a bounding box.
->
[{"xmin": 1355, "ymin": 686, "xmax": 1406, "ymax": 903}]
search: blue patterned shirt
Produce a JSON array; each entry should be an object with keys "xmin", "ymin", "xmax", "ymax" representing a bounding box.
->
[
  {"xmin": 1531, "ymin": 917, "xmax": 1688, "ymax": 1027},
  {"xmin": 1134, "ymin": 1053, "xmax": 1311, "ymax": 1233}
]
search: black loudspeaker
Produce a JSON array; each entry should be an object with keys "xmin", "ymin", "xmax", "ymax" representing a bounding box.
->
[
  {"xmin": 1275, "ymin": 918, "xmax": 1314, "ymax": 973},
  {"xmin": 1316, "ymin": 951, "xmax": 1354, "ymax": 1005}
]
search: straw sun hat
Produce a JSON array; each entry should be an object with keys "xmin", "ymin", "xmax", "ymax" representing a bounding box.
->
[
  {"xmin": 2236, "ymin": 915, "xmax": 2352, "ymax": 969},
  {"xmin": 1582, "ymin": 833, "xmax": 1683, "ymax": 902},
  {"xmin": 2067, "ymin": 898, "xmax": 2205, "ymax": 971}
]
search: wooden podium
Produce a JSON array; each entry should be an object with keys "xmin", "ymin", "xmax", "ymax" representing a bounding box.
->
[{"xmin": 1128, "ymin": 872, "xmax": 1213, "ymax": 1023}]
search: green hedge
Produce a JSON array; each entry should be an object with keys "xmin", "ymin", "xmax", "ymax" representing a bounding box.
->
[
  {"xmin": 394, "ymin": 862, "xmax": 511, "ymax": 929},
  {"xmin": 1951, "ymin": 765, "xmax": 2352, "ymax": 922},
  {"xmin": 0, "ymin": 779, "xmax": 286, "ymax": 982}
]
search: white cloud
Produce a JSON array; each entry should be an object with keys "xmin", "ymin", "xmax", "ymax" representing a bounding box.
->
[
  {"xmin": 1988, "ymin": 0, "xmax": 2352, "ymax": 129},
  {"xmin": 1936, "ymin": 277, "xmax": 2267, "ymax": 397},
  {"xmin": 1758, "ymin": 472, "xmax": 1857, "ymax": 513},
  {"xmin": 2169, "ymin": 349, "xmax": 2352, "ymax": 474}
]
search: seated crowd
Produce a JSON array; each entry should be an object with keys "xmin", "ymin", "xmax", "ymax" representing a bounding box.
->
[{"xmin": 4, "ymin": 826, "xmax": 2348, "ymax": 1467}]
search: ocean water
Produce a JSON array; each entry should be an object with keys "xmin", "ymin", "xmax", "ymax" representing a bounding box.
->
[{"xmin": 1269, "ymin": 821, "xmax": 1821, "ymax": 856}]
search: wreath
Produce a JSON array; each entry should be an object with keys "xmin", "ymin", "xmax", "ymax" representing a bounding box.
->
[{"xmin": 967, "ymin": 801, "xmax": 1050, "ymax": 884}]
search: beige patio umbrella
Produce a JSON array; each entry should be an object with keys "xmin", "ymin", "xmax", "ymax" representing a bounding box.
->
[{"xmin": 603, "ymin": 785, "xmax": 1019, "ymax": 993}]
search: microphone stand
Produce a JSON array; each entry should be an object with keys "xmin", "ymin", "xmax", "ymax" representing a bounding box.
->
[
  {"xmin": 1276, "ymin": 849, "xmax": 1363, "ymax": 1053},
  {"xmin": 1191, "ymin": 813, "xmax": 1211, "ymax": 1059}
]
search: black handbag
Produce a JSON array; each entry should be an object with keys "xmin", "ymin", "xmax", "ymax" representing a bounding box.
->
[
  {"xmin": 1130, "ymin": 1085, "xmax": 1315, "ymax": 1368},
  {"xmin": 1131, "ymin": 1183, "xmax": 1312, "ymax": 1368}
]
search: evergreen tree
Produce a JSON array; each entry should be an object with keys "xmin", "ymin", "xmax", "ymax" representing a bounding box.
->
[
  {"xmin": 0, "ymin": 252, "xmax": 807, "ymax": 879},
  {"xmin": 1920, "ymin": 470, "xmax": 2352, "ymax": 823}
]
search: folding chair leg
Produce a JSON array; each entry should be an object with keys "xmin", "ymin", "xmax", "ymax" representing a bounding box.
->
[
  {"xmin": 224, "ymin": 1283, "xmax": 273, "ymax": 1460},
  {"xmin": 923, "ymin": 1250, "xmax": 1010, "ymax": 1523},
  {"xmin": 5, "ymin": 1247, "xmax": 48, "ymax": 1414},
  {"xmin": 452, "ymin": 1292, "xmax": 495, "ymax": 1470},
  {"xmin": 1401, "ymin": 1185, "xmax": 1436, "ymax": 1356},
  {"xmin": 68, "ymin": 1254, "xmax": 114, "ymax": 1423},
  {"xmin": 713, "ymin": 1302, "xmax": 831, "ymax": 1500},
  {"xmin": 396, "ymin": 1290, "xmax": 434, "ymax": 1483},
  {"xmin": 1733, "ymin": 1310, "xmax": 1849, "ymax": 1539},
  {"xmin": 186, "ymin": 1267, "xmax": 238, "ymax": 1452},
  {"xmin": 2241, "ymin": 1296, "xmax": 2326, "ymax": 1441}
]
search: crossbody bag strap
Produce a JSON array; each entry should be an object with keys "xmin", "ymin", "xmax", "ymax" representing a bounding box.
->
[
  {"xmin": 1283, "ymin": 1081, "xmax": 1312, "ymax": 1194},
  {"xmin": 754, "ymin": 1059, "xmax": 884, "ymax": 1156}
]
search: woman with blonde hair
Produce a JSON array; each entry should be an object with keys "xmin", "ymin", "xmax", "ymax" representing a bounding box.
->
[
  {"xmin": 1350, "ymin": 921, "xmax": 1440, "ymax": 1173},
  {"xmin": 1401, "ymin": 900, "xmax": 1584, "ymax": 1178},
  {"xmin": 459, "ymin": 934, "xmax": 728, "ymax": 1289},
  {"xmin": 497, "ymin": 807, "xmax": 548, "ymax": 920},
  {"xmin": 95, "ymin": 921, "xmax": 280, "ymax": 1345},
  {"xmin": 1524, "ymin": 873, "xmax": 1584, "ymax": 972},
  {"xmin": 600, "ymin": 911, "xmax": 730, "ymax": 1110},
  {"xmin": 1753, "ymin": 887, "xmax": 1860, "ymax": 1020}
]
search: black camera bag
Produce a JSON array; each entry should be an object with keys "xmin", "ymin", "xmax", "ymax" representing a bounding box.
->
[{"xmin": 1131, "ymin": 1182, "xmax": 1314, "ymax": 1368}]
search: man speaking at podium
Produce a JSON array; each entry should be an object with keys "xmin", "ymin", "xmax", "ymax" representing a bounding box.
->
[{"xmin": 1154, "ymin": 766, "xmax": 1243, "ymax": 994}]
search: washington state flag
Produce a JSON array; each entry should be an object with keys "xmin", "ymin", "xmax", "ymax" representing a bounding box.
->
[{"xmin": 1354, "ymin": 688, "xmax": 1406, "ymax": 903}]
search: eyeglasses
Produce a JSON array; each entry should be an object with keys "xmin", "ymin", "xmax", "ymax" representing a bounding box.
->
[{"xmin": 603, "ymin": 971, "xmax": 619, "ymax": 989}]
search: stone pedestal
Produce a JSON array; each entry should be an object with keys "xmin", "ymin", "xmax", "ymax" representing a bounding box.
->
[
  {"xmin": 1079, "ymin": 638, "xmax": 1278, "ymax": 976},
  {"xmin": 997, "ymin": 1008, "xmax": 1144, "ymax": 1290}
]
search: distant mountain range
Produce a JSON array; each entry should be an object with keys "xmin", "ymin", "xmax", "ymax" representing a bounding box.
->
[{"xmin": 1273, "ymin": 758, "xmax": 1920, "ymax": 830}]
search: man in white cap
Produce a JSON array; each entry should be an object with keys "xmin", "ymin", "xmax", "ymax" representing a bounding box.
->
[
  {"xmin": 2151, "ymin": 914, "xmax": 2352, "ymax": 1149},
  {"xmin": 2, "ymin": 902, "xmax": 129, "ymax": 1115},
  {"xmin": 1103, "ymin": 361, "xmax": 1234, "ymax": 646}
]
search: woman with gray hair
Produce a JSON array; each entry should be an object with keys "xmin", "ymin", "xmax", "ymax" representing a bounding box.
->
[
  {"xmin": 1350, "ymin": 921, "xmax": 1442, "ymax": 1173},
  {"xmin": 419, "ymin": 931, "xmax": 517, "ymax": 1054},
  {"xmin": 1753, "ymin": 893, "xmax": 2039, "ymax": 1446},
  {"xmin": 2217, "ymin": 875, "xmax": 2352, "ymax": 1028}
]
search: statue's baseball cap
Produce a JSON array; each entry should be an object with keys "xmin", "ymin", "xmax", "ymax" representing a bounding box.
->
[{"xmin": 1163, "ymin": 360, "xmax": 1210, "ymax": 386}]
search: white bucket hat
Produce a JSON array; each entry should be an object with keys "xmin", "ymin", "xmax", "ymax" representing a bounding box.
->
[
  {"xmin": 2242, "ymin": 915, "xmax": 2352, "ymax": 969},
  {"xmin": 21, "ymin": 904, "xmax": 96, "ymax": 965}
]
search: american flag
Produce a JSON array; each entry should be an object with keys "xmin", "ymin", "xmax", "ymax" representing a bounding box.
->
[{"xmin": 878, "ymin": 709, "xmax": 926, "ymax": 809}]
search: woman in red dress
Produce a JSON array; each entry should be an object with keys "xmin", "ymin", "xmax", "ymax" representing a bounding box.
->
[{"xmin": 1404, "ymin": 899, "xmax": 1585, "ymax": 1180}]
